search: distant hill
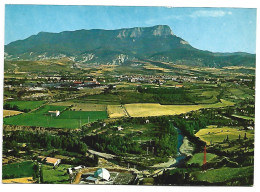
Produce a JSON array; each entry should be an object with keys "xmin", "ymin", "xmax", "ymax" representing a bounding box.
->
[{"xmin": 4, "ymin": 25, "xmax": 255, "ymax": 68}]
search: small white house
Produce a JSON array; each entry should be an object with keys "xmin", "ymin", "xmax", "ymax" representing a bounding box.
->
[{"xmin": 48, "ymin": 110, "xmax": 60, "ymax": 117}]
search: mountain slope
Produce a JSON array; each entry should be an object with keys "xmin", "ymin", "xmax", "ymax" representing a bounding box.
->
[{"xmin": 4, "ymin": 25, "xmax": 255, "ymax": 68}]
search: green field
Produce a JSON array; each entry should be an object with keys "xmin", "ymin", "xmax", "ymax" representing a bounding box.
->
[
  {"xmin": 187, "ymin": 153, "xmax": 217, "ymax": 166},
  {"xmin": 4, "ymin": 100, "xmax": 45, "ymax": 111},
  {"xmin": 3, "ymin": 105, "xmax": 108, "ymax": 129},
  {"xmin": 2, "ymin": 161, "xmax": 34, "ymax": 179},
  {"xmin": 42, "ymin": 164, "xmax": 71, "ymax": 184},
  {"xmin": 191, "ymin": 166, "xmax": 253, "ymax": 184}
]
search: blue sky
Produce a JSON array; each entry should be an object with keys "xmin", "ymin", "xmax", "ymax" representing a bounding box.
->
[{"xmin": 5, "ymin": 5, "xmax": 256, "ymax": 53}]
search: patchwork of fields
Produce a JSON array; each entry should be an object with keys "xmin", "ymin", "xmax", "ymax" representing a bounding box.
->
[{"xmin": 3, "ymin": 98, "xmax": 235, "ymax": 129}]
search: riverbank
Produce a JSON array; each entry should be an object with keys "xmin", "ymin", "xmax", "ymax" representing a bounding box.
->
[
  {"xmin": 150, "ymin": 157, "xmax": 176, "ymax": 168},
  {"xmin": 179, "ymin": 136, "xmax": 194, "ymax": 156}
]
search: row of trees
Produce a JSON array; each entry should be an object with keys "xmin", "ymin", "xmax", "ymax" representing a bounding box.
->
[{"xmin": 4, "ymin": 131, "xmax": 88, "ymax": 155}]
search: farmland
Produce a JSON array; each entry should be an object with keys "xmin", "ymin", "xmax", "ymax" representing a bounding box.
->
[
  {"xmin": 4, "ymin": 100, "xmax": 45, "ymax": 111},
  {"xmin": 107, "ymin": 105, "xmax": 128, "ymax": 118},
  {"xmin": 3, "ymin": 109, "xmax": 23, "ymax": 117},
  {"xmin": 195, "ymin": 125, "xmax": 254, "ymax": 145},
  {"xmin": 51, "ymin": 101, "xmax": 107, "ymax": 111},
  {"xmin": 3, "ymin": 105, "xmax": 108, "ymax": 129},
  {"xmin": 124, "ymin": 100, "xmax": 234, "ymax": 117},
  {"xmin": 2, "ymin": 177, "xmax": 35, "ymax": 184},
  {"xmin": 2, "ymin": 161, "xmax": 35, "ymax": 179}
]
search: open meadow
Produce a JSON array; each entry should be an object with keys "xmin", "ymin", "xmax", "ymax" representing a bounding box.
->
[{"xmin": 3, "ymin": 105, "xmax": 108, "ymax": 129}]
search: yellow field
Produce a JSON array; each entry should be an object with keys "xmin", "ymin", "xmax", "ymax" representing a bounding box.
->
[
  {"xmin": 2, "ymin": 177, "xmax": 34, "ymax": 184},
  {"xmin": 195, "ymin": 125, "xmax": 254, "ymax": 145},
  {"xmin": 124, "ymin": 100, "xmax": 234, "ymax": 117},
  {"xmin": 107, "ymin": 105, "xmax": 127, "ymax": 118},
  {"xmin": 3, "ymin": 110, "xmax": 23, "ymax": 117}
]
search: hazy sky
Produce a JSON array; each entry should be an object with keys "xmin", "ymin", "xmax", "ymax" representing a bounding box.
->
[{"xmin": 5, "ymin": 5, "xmax": 256, "ymax": 53}]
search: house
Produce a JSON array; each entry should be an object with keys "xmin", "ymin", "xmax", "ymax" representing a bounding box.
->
[
  {"xmin": 48, "ymin": 110, "xmax": 60, "ymax": 117},
  {"xmin": 38, "ymin": 156, "xmax": 61, "ymax": 167}
]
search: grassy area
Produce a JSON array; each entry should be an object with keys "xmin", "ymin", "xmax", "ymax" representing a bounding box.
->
[
  {"xmin": 4, "ymin": 105, "xmax": 108, "ymax": 129},
  {"xmin": 4, "ymin": 100, "xmax": 45, "ymax": 111},
  {"xmin": 195, "ymin": 125, "xmax": 254, "ymax": 145},
  {"xmin": 191, "ymin": 166, "xmax": 253, "ymax": 183},
  {"xmin": 187, "ymin": 153, "xmax": 217, "ymax": 166},
  {"xmin": 42, "ymin": 164, "xmax": 71, "ymax": 184},
  {"xmin": 3, "ymin": 109, "xmax": 23, "ymax": 117},
  {"xmin": 2, "ymin": 161, "xmax": 35, "ymax": 179}
]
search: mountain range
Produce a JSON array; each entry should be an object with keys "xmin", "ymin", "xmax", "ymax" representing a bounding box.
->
[{"xmin": 4, "ymin": 25, "xmax": 256, "ymax": 68}]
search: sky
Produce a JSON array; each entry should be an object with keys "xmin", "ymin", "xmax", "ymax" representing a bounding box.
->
[{"xmin": 5, "ymin": 5, "xmax": 257, "ymax": 53}]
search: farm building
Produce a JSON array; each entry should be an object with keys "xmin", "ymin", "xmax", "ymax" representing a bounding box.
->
[
  {"xmin": 39, "ymin": 157, "xmax": 61, "ymax": 167},
  {"xmin": 48, "ymin": 110, "xmax": 60, "ymax": 117}
]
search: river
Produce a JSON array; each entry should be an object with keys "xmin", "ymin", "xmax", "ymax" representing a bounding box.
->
[{"xmin": 170, "ymin": 127, "xmax": 188, "ymax": 167}]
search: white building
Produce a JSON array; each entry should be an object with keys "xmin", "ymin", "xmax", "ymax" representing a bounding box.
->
[{"xmin": 48, "ymin": 110, "xmax": 60, "ymax": 117}]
